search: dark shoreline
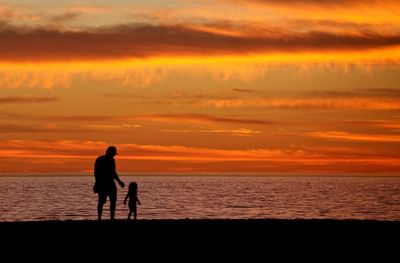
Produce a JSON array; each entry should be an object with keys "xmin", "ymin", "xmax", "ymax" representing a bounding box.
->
[{"xmin": 2, "ymin": 219, "xmax": 399, "ymax": 258}]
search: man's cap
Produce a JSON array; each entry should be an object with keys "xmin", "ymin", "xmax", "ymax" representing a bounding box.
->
[{"xmin": 106, "ymin": 146, "xmax": 118, "ymax": 155}]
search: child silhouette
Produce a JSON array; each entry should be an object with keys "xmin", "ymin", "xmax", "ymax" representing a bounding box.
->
[{"xmin": 124, "ymin": 182, "xmax": 141, "ymax": 220}]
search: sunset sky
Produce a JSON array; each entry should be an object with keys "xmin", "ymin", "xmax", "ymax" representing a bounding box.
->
[{"xmin": 1, "ymin": 0, "xmax": 400, "ymax": 174}]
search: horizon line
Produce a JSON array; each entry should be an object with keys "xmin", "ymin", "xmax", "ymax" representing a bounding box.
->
[{"xmin": 0, "ymin": 171, "xmax": 399, "ymax": 177}]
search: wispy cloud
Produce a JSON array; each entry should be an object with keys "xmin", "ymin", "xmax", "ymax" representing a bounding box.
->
[
  {"xmin": 224, "ymin": 0, "xmax": 400, "ymax": 28},
  {"xmin": 163, "ymin": 128, "xmax": 261, "ymax": 136},
  {"xmin": 65, "ymin": 5, "xmax": 107, "ymax": 14},
  {"xmin": 232, "ymin": 88, "xmax": 257, "ymax": 93},
  {"xmin": 0, "ymin": 5, "xmax": 42, "ymax": 23},
  {"xmin": 0, "ymin": 124, "xmax": 87, "ymax": 134},
  {"xmin": 201, "ymin": 98, "xmax": 400, "ymax": 110},
  {"xmin": 48, "ymin": 12, "xmax": 82, "ymax": 24},
  {"xmin": 0, "ymin": 124, "xmax": 48, "ymax": 133},
  {"xmin": 0, "ymin": 111, "xmax": 275, "ymax": 127},
  {"xmin": 232, "ymin": 0, "xmax": 398, "ymax": 7},
  {"xmin": 0, "ymin": 123, "xmax": 136, "ymax": 134},
  {"xmin": 0, "ymin": 140, "xmax": 104, "ymax": 158},
  {"xmin": 306, "ymin": 131, "xmax": 400, "ymax": 142},
  {"xmin": 362, "ymin": 88, "xmax": 400, "ymax": 97},
  {"xmin": 36, "ymin": 112, "xmax": 268, "ymax": 130},
  {"xmin": 0, "ymin": 96, "xmax": 58, "ymax": 104},
  {"xmin": 136, "ymin": 113, "xmax": 276, "ymax": 125},
  {"xmin": 102, "ymin": 90, "xmax": 400, "ymax": 111},
  {"xmin": 341, "ymin": 120, "xmax": 400, "ymax": 130},
  {"xmin": 0, "ymin": 3, "xmax": 109, "ymax": 26},
  {"xmin": 1, "ymin": 140, "xmax": 399, "ymax": 173},
  {"xmin": 0, "ymin": 140, "xmax": 295, "ymax": 161},
  {"xmin": 1, "ymin": 23, "xmax": 400, "ymax": 62}
]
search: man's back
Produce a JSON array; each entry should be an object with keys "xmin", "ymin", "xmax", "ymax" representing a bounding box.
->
[{"xmin": 94, "ymin": 154, "xmax": 116, "ymax": 192}]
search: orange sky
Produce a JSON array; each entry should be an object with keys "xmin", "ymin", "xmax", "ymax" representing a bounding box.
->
[{"xmin": 1, "ymin": 0, "xmax": 400, "ymax": 174}]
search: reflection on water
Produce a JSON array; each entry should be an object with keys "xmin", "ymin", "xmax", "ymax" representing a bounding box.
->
[{"xmin": 0, "ymin": 175, "xmax": 399, "ymax": 221}]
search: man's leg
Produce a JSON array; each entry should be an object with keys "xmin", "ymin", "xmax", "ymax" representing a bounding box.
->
[
  {"xmin": 109, "ymin": 190, "xmax": 117, "ymax": 220},
  {"xmin": 97, "ymin": 192, "xmax": 107, "ymax": 220}
]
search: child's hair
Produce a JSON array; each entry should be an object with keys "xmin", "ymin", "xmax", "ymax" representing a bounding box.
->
[{"xmin": 129, "ymin": 182, "xmax": 138, "ymax": 192}]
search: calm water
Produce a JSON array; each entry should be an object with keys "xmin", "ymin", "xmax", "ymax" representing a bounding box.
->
[{"xmin": 0, "ymin": 175, "xmax": 400, "ymax": 221}]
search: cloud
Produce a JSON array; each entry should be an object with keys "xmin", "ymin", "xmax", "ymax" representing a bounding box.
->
[
  {"xmin": 223, "ymin": 0, "xmax": 400, "ymax": 29},
  {"xmin": 0, "ymin": 124, "xmax": 84, "ymax": 133},
  {"xmin": 0, "ymin": 140, "xmax": 104, "ymax": 158},
  {"xmin": 341, "ymin": 120, "xmax": 400, "ymax": 130},
  {"xmin": 231, "ymin": 0, "xmax": 398, "ymax": 7},
  {"xmin": 232, "ymin": 88, "xmax": 257, "ymax": 93},
  {"xmin": 0, "ymin": 111, "xmax": 275, "ymax": 127},
  {"xmin": 362, "ymin": 88, "xmax": 400, "ymax": 97},
  {"xmin": 0, "ymin": 123, "xmax": 134, "ymax": 134},
  {"xmin": 1, "ymin": 23, "xmax": 400, "ymax": 62},
  {"xmin": 200, "ymin": 98, "xmax": 400, "ymax": 110},
  {"xmin": 0, "ymin": 139, "xmax": 294, "ymax": 161},
  {"xmin": 0, "ymin": 5, "xmax": 41, "ymax": 23},
  {"xmin": 163, "ymin": 128, "xmax": 261, "ymax": 136},
  {"xmin": 0, "ymin": 140, "xmax": 399, "ymax": 173},
  {"xmin": 48, "ymin": 12, "xmax": 82, "ymax": 24},
  {"xmin": 41, "ymin": 112, "xmax": 271, "ymax": 126},
  {"xmin": 306, "ymin": 131, "xmax": 400, "ymax": 142},
  {"xmin": 103, "ymin": 91, "xmax": 400, "ymax": 111},
  {"xmin": 45, "ymin": 115, "xmax": 125, "ymax": 122},
  {"xmin": 0, "ymin": 96, "xmax": 58, "ymax": 104},
  {"xmin": 0, "ymin": 124, "xmax": 47, "ymax": 133},
  {"xmin": 136, "ymin": 113, "xmax": 276, "ymax": 125}
]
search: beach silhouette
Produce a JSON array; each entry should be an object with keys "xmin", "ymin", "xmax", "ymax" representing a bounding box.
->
[
  {"xmin": 93, "ymin": 146, "xmax": 125, "ymax": 220},
  {"xmin": 124, "ymin": 181, "xmax": 141, "ymax": 220}
]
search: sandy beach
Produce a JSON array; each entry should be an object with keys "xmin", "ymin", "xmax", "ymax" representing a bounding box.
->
[{"xmin": 1, "ymin": 219, "xmax": 399, "ymax": 260}]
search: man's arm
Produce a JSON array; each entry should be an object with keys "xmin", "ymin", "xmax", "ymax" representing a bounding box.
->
[
  {"xmin": 115, "ymin": 174, "xmax": 125, "ymax": 188},
  {"xmin": 112, "ymin": 159, "xmax": 125, "ymax": 187}
]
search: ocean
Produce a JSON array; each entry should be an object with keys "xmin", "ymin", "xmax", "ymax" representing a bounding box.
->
[{"xmin": 0, "ymin": 175, "xmax": 399, "ymax": 221}]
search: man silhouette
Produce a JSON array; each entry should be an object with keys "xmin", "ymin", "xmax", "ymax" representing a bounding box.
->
[{"xmin": 94, "ymin": 146, "xmax": 125, "ymax": 220}]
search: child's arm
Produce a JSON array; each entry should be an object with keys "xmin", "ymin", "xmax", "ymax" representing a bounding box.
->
[
  {"xmin": 124, "ymin": 193, "xmax": 129, "ymax": 205},
  {"xmin": 136, "ymin": 197, "xmax": 141, "ymax": 205}
]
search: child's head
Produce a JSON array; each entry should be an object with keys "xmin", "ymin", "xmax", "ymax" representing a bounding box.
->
[{"xmin": 129, "ymin": 182, "xmax": 138, "ymax": 191}]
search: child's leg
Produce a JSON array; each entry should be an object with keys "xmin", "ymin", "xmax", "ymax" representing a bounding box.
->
[
  {"xmin": 128, "ymin": 211, "xmax": 132, "ymax": 220},
  {"xmin": 133, "ymin": 206, "xmax": 137, "ymax": 220}
]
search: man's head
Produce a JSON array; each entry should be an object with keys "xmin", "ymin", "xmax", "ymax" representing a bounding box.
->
[{"xmin": 106, "ymin": 146, "xmax": 118, "ymax": 157}]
